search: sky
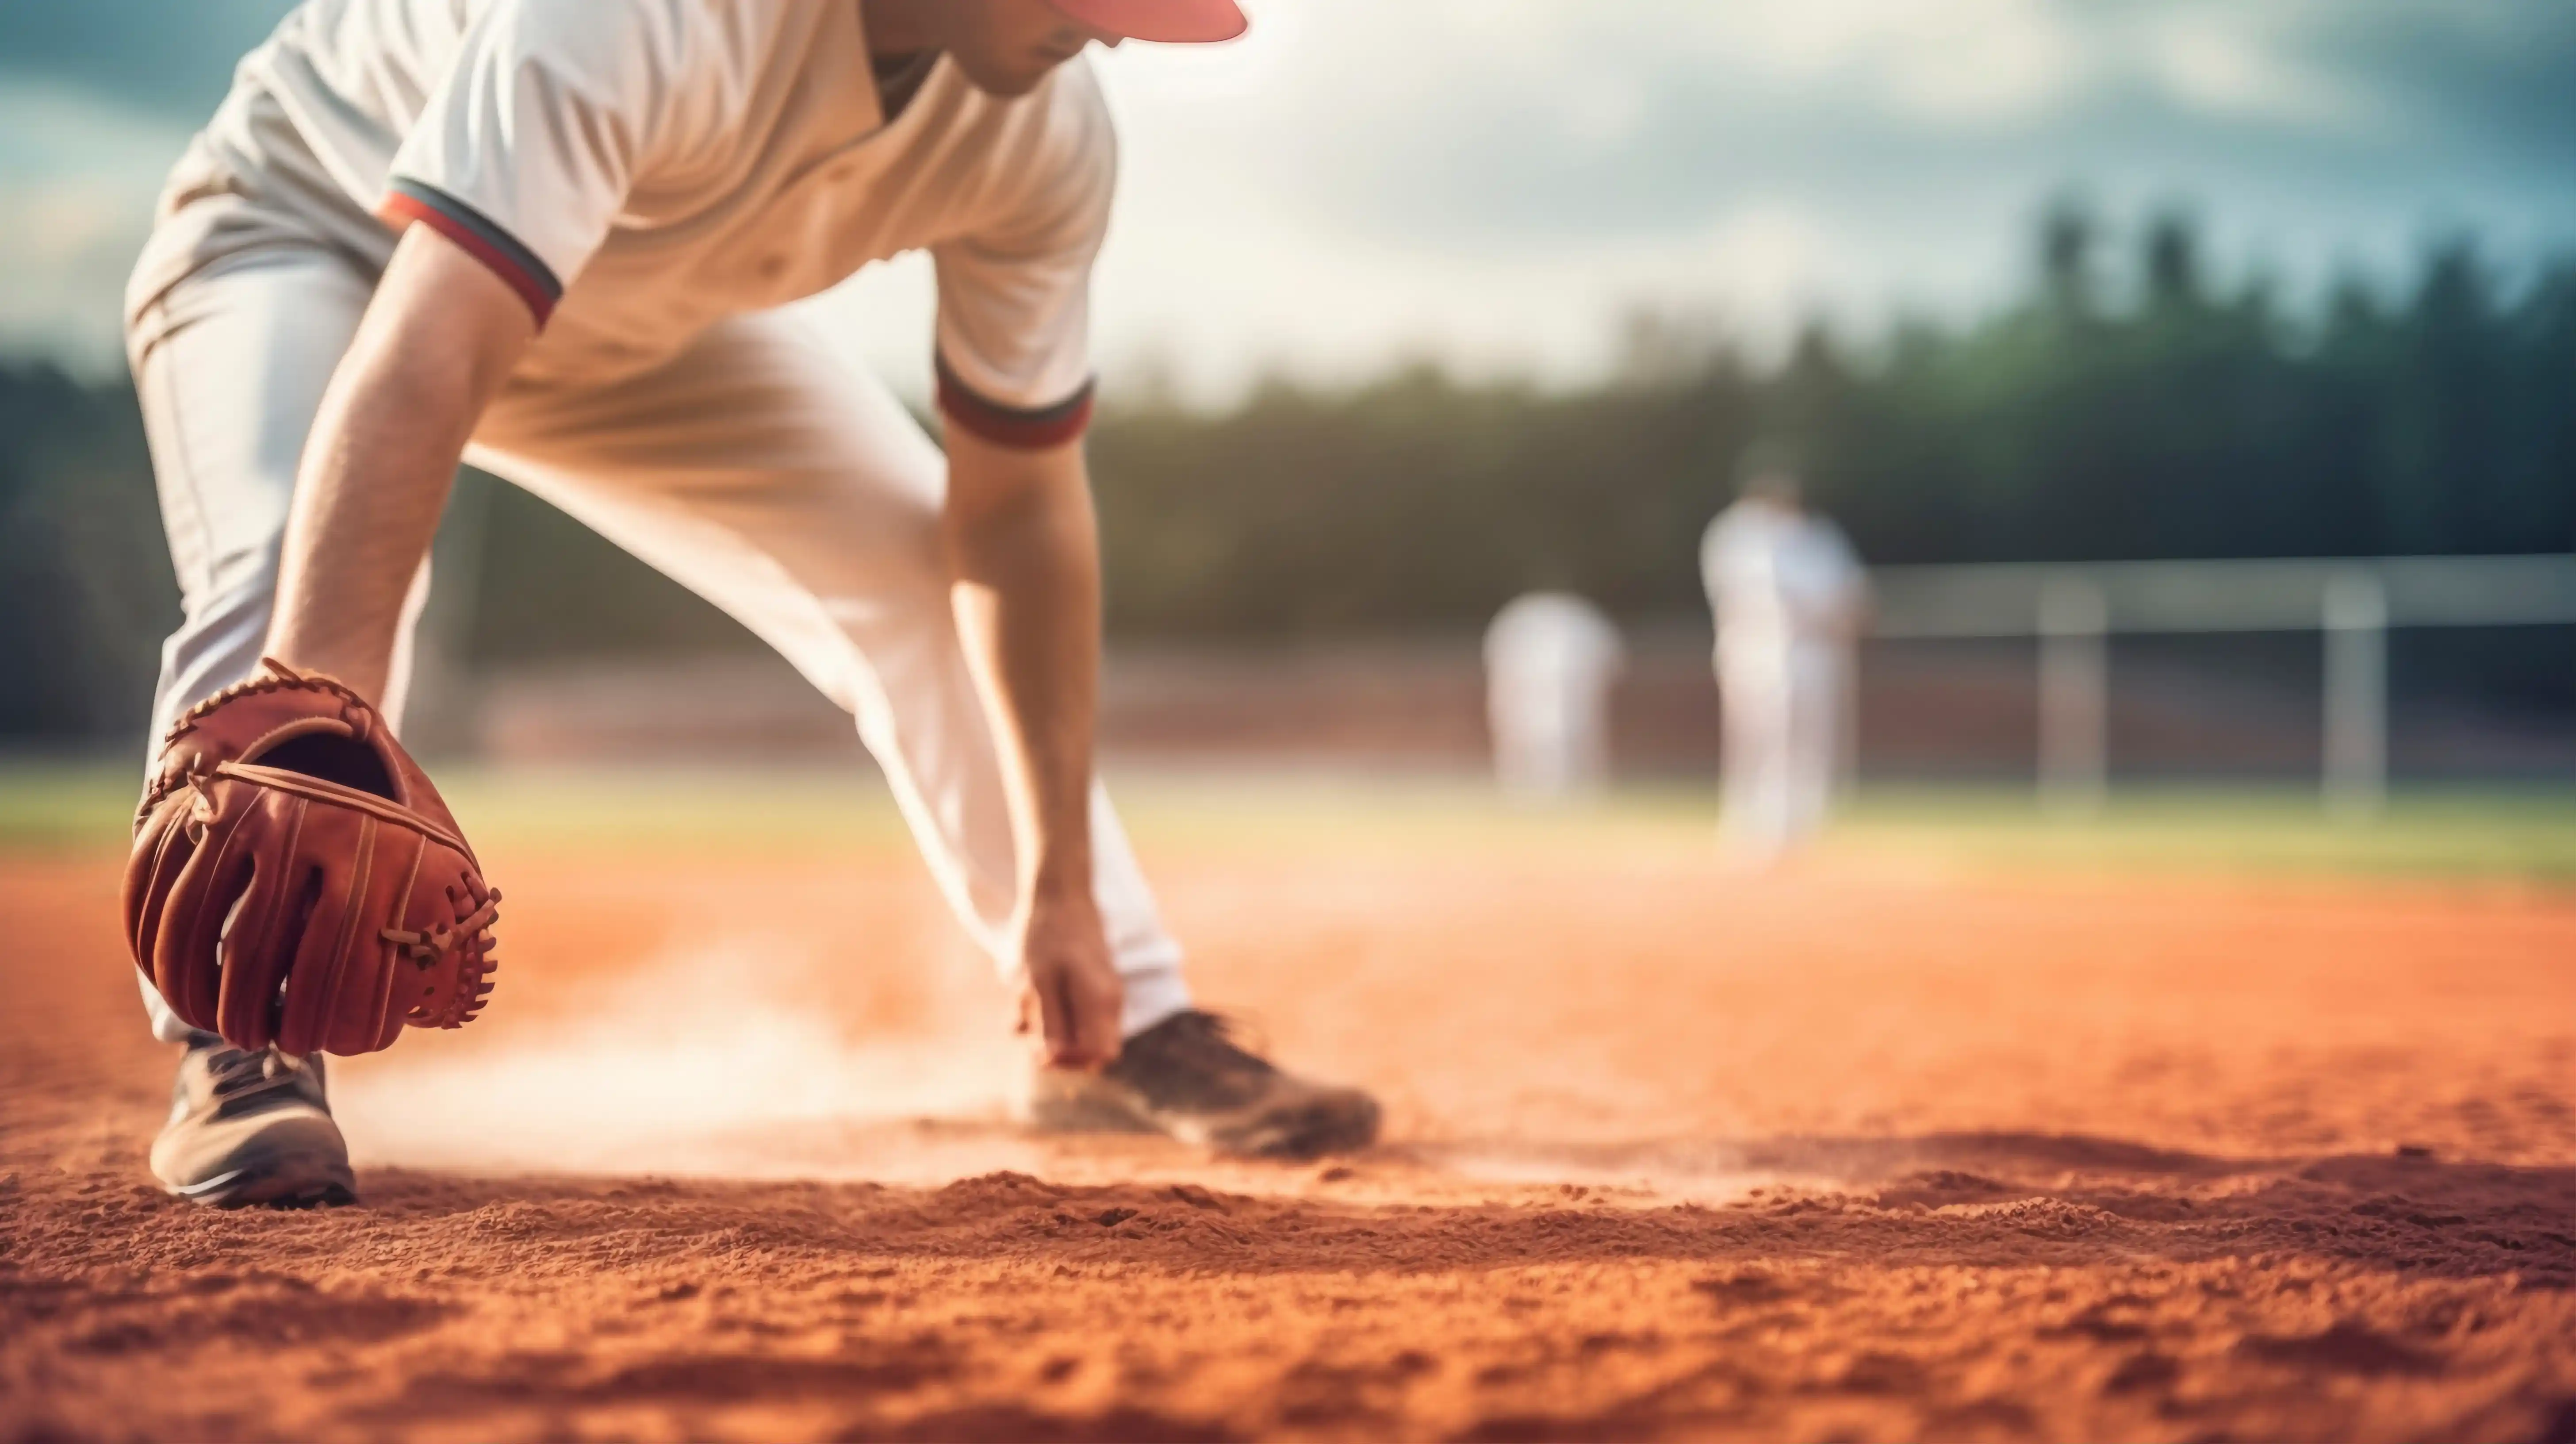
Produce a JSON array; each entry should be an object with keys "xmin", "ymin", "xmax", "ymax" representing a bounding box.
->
[{"xmin": 3, "ymin": 0, "xmax": 2572, "ymax": 403}]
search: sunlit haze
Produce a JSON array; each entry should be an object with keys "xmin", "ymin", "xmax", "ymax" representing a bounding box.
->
[{"xmin": 1, "ymin": 0, "xmax": 2571, "ymax": 399}]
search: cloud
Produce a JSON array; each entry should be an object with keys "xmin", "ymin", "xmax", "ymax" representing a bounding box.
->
[
  {"xmin": 1004, "ymin": 0, "xmax": 2565, "ymax": 401},
  {"xmin": 0, "ymin": 80, "xmax": 192, "ymax": 373},
  {"xmin": 2143, "ymin": 19, "xmax": 2379, "ymax": 132},
  {"xmin": 1115, "ymin": 0, "xmax": 2568, "ymax": 252}
]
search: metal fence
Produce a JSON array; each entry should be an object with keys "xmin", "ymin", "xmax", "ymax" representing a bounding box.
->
[{"xmin": 1868, "ymin": 554, "xmax": 2576, "ymax": 813}]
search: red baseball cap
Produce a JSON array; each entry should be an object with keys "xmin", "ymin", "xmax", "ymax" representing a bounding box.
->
[{"xmin": 1045, "ymin": 0, "xmax": 1249, "ymax": 44}]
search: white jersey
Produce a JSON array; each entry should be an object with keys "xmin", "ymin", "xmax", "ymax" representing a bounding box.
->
[
  {"xmin": 129, "ymin": 0, "xmax": 1113, "ymax": 442},
  {"xmin": 1484, "ymin": 592, "xmax": 1624, "ymax": 714},
  {"xmin": 1700, "ymin": 501, "xmax": 1866, "ymax": 653}
]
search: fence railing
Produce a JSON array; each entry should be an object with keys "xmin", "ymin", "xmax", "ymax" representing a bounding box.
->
[{"xmin": 1867, "ymin": 553, "xmax": 2576, "ymax": 814}]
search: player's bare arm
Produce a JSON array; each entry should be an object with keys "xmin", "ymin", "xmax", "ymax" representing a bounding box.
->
[
  {"xmin": 267, "ymin": 227, "xmax": 536, "ymax": 700},
  {"xmin": 944, "ymin": 426, "xmax": 1123, "ymax": 1069}
]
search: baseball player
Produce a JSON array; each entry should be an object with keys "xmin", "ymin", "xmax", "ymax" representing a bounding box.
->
[
  {"xmin": 1700, "ymin": 448, "xmax": 1869, "ymax": 863},
  {"xmin": 1483, "ymin": 591, "xmax": 1625, "ymax": 801},
  {"xmin": 123, "ymin": 0, "xmax": 1380, "ymax": 1208}
]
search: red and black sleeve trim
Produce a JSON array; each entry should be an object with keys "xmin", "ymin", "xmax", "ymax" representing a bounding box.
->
[
  {"xmin": 935, "ymin": 351, "xmax": 1095, "ymax": 450},
  {"xmin": 376, "ymin": 178, "xmax": 564, "ymax": 327}
]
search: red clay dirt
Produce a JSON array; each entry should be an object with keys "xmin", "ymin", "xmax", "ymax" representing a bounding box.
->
[{"xmin": 4, "ymin": 839, "xmax": 2575, "ymax": 1442}]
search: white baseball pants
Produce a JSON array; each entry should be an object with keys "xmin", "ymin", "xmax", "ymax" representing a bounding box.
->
[
  {"xmin": 1718, "ymin": 634, "xmax": 1847, "ymax": 860},
  {"xmin": 127, "ymin": 243, "xmax": 1191, "ymax": 1045}
]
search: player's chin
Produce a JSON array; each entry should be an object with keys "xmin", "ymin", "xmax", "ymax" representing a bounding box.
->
[{"xmin": 952, "ymin": 53, "xmax": 1062, "ymax": 98}]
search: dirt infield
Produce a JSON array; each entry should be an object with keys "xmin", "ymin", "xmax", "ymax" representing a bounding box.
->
[{"xmin": 6, "ymin": 834, "xmax": 2576, "ymax": 1442}]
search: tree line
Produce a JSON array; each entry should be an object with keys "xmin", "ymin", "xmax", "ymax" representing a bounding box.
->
[
  {"xmin": 1086, "ymin": 204, "xmax": 2575, "ymax": 637},
  {"xmin": 3, "ymin": 205, "xmax": 2569, "ymax": 743}
]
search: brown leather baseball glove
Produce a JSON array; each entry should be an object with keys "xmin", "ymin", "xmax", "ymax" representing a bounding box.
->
[{"xmin": 124, "ymin": 658, "xmax": 499, "ymax": 1056}]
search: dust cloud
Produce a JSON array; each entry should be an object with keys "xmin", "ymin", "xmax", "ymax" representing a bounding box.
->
[{"xmin": 330, "ymin": 933, "xmax": 1045, "ymax": 1183}]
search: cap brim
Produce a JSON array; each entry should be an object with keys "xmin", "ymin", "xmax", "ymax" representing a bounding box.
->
[{"xmin": 1046, "ymin": 0, "xmax": 1249, "ymax": 44}]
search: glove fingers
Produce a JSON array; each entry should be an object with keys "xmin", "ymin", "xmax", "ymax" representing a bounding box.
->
[
  {"xmin": 281, "ymin": 815, "xmax": 419, "ymax": 1056},
  {"xmin": 124, "ymin": 805, "xmax": 197, "ymax": 997},
  {"xmin": 273, "ymin": 822, "xmax": 365, "ymax": 1058},
  {"xmin": 354, "ymin": 830, "xmax": 435, "ymax": 1052},
  {"xmin": 151, "ymin": 805, "xmax": 255, "ymax": 1036},
  {"xmin": 215, "ymin": 794, "xmax": 322, "ymax": 1051}
]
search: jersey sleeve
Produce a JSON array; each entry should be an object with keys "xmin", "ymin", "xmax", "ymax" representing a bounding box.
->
[
  {"xmin": 1821, "ymin": 521, "xmax": 1871, "ymax": 602},
  {"xmin": 930, "ymin": 63, "xmax": 1117, "ymax": 449},
  {"xmin": 377, "ymin": 0, "xmax": 705, "ymax": 326}
]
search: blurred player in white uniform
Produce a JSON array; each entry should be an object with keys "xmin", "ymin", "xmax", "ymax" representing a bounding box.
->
[
  {"xmin": 122, "ymin": 0, "xmax": 1378, "ymax": 1207},
  {"xmin": 1700, "ymin": 450, "xmax": 1869, "ymax": 863},
  {"xmin": 1484, "ymin": 591, "xmax": 1624, "ymax": 802}
]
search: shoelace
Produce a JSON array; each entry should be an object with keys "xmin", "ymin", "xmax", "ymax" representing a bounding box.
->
[{"xmin": 205, "ymin": 1046, "xmax": 312, "ymax": 1105}]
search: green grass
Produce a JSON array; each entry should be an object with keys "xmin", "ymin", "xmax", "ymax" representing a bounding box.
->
[
  {"xmin": 1833, "ymin": 784, "xmax": 2576, "ymax": 882},
  {"xmin": 0, "ymin": 761, "xmax": 150, "ymax": 853},
  {"xmin": 0, "ymin": 761, "xmax": 917, "ymax": 858},
  {"xmin": 7, "ymin": 758, "xmax": 2574, "ymax": 882}
]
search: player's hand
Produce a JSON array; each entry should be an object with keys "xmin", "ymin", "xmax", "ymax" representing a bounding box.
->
[{"xmin": 1013, "ymin": 888, "xmax": 1124, "ymax": 1071}]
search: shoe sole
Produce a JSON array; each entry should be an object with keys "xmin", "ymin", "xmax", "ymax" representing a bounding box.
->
[
  {"xmin": 1029, "ymin": 1088, "xmax": 1382, "ymax": 1161},
  {"xmin": 1206, "ymin": 1094, "xmax": 1383, "ymax": 1161},
  {"xmin": 163, "ymin": 1147, "xmax": 358, "ymax": 1210}
]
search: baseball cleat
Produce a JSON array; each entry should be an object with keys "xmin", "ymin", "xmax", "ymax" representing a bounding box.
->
[
  {"xmin": 151, "ymin": 1032, "xmax": 356, "ymax": 1208},
  {"xmin": 1030, "ymin": 1009, "xmax": 1381, "ymax": 1159}
]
